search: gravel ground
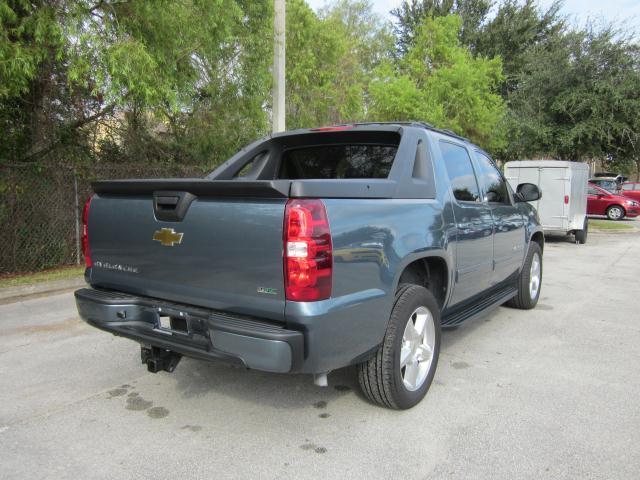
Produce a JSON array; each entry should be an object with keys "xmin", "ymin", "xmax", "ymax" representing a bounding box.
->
[{"xmin": 1, "ymin": 231, "xmax": 639, "ymax": 480}]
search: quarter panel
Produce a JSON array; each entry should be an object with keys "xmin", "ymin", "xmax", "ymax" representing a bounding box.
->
[{"xmin": 284, "ymin": 198, "xmax": 451, "ymax": 373}]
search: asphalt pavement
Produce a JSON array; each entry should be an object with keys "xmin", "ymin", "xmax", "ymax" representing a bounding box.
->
[{"xmin": 1, "ymin": 231, "xmax": 639, "ymax": 479}]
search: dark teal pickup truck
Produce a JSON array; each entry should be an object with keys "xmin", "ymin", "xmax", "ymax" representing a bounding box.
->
[{"xmin": 75, "ymin": 122, "xmax": 544, "ymax": 409}]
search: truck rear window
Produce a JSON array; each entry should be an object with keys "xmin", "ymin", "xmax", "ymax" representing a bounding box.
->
[{"xmin": 279, "ymin": 145, "xmax": 397, "ymax": 179}]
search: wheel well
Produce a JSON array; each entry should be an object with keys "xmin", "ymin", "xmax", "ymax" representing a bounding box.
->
[
  {"xmin": 531, "ymin": 231, "xmax": 544, "ymax": 253},
  {"xmin": 608, "ymin": 204, "xmax": 625, "ymax": 212},
  {"xmin": 398, "ymin": 257, "xmax": 448, "ymax": 308}
]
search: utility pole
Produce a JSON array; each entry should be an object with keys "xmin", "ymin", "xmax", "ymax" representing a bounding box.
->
[{"xmin": 273, "ymin": 0, "xmax": 286, "ymax": 133}]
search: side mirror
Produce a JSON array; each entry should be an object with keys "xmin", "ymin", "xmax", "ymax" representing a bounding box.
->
[{"xmin": 516, "ymin": 183, "xmax": 541, "ymax": 202}]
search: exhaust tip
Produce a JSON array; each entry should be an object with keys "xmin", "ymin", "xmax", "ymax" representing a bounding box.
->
[{"xmin": 313, "ymin": 373, "xmax": 328, "ymax": 387}]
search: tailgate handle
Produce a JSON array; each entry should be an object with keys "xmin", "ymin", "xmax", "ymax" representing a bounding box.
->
[
  {"xmin": 153, "ymin": 191, "xmax": 196, "ymax": 222},
  {"xmin": 155, "ymin": 196, "xmax": 180, "ymax": 209}
]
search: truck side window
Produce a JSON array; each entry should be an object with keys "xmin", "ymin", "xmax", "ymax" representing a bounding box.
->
[
  {"xmin": 233, "ymin": 151, "xmax": 268, "ymax": 179},
  {"xmin": 440, "ymin": 141, "xmax": 480, "ymax": 202},
  {"xmin": 475, "ymin": 152, "xmax": 510, "ymax": 204}
]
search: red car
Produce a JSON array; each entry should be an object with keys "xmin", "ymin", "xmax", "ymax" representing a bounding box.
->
[
  {"xmin": 588, "ymin": 183, "xmax": 640, "ymax": 220},
  {"xmin": 621, "ymin": 182, "xmax": 640, "ymax": 202}
]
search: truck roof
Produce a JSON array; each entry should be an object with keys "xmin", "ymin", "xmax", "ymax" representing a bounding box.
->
[{"xmin": 276, "ymin": 121, "xmax": 471, "ymax": 144}]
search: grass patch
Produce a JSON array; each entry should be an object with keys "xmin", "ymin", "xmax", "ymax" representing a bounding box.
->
[
  {"xmin": 589, "ymin": 219, "xmax": 635, "ymax": 231},
  {"xmin": 0, "ymin": 265, "xmax": 85, "ymax": 289}
]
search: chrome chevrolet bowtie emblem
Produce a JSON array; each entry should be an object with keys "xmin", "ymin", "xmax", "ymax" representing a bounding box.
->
[{"xmin": 153, "ymin": 228, "xmax": 184, "ymax": 247}]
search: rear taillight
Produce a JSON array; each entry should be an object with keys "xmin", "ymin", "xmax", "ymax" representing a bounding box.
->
[
  {"xmin": 284, "ymin": 199, "xmax": 332, "ymax": 301},
  {"xmin": 82, "ymin": 195, "xmax": 94, "ymax": 267}
]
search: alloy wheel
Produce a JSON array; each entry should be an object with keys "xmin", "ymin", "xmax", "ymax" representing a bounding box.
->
[
  {"xmin": 400, "ymin": 306, "xmax": 436, "ymax": 391},
  {"xmin": 529, "ymin": 252, "xmax": 541, "ymax": 299}
]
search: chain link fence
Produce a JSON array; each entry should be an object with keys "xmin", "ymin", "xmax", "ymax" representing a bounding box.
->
[{"xmin": 0, "ymin": 163, "xmax": 209, "ymax": 276}]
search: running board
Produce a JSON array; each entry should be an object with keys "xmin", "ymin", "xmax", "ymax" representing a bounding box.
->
[{"xmin": 441, "ymin": 287, "xmax": 518, "ymax": 328}]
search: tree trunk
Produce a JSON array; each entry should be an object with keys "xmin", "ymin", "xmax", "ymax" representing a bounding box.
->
[{"xmin": 27, "ymin": 64, "xmax": 52, "ymax": 158}]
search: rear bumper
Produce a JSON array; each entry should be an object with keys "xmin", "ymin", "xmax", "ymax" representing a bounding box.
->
[{"xmin": 75, "ymin": 288, "xmax": 304, "ymax": 373}]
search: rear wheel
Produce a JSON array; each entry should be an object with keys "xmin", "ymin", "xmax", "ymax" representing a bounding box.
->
[
  {"xmin": 575, "ymin": 218, "xmax": 588, "ymax": 244},
  {"xmin": 606, "ymin": 205, "xmax": 625, "ymax": 221},
  {"xmin": 357, "ymin": 284, "xmax": 441, "ymax": 409},
  {"xmin": 506, "ymin": 242, "xmax": 542, "ymax": 310}
]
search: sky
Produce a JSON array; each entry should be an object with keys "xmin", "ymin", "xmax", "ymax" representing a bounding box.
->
[{"xmin": 306, "ymin": 0, "xmax": 640, "ymax": 33}]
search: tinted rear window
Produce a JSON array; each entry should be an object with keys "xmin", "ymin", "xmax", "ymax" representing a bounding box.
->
[{"xmin": 279, "ymin": 145, "xmax": 397, "ymax": 179}]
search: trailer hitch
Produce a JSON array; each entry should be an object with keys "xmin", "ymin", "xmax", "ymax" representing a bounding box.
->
[{"xmin": 141, "ymin": 346, "xmax": 182, "ymax": 373}]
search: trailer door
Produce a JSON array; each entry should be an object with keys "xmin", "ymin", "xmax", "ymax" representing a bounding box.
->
[{"xmin": 537, "ymin": 167, "xmax": 568, "ymax": 230}]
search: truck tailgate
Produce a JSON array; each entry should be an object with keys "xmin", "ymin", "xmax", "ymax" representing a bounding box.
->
[{"xmin": 87, "ymin": 193, "xmax": 287, "ymax": 321}]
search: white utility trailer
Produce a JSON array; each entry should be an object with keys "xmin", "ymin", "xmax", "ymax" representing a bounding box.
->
[{"xmin": 504, "ymin": 160, "xmax": 590, "ymax": 244}]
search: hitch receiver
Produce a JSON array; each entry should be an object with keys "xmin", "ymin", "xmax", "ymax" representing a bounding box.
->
[{"xmin": 141, "ymin": 346, "xmax": 182, "ymax": 373}]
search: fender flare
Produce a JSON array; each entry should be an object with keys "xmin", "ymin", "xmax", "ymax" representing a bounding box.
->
[{"xmin": 392, "ymin": 250, "xmax": 454, "ymax": 306}]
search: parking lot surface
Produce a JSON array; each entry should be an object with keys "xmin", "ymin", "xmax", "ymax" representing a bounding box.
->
[{"xmin": 1, "ymin": 231, "xmax": 639, "ymax": 479}]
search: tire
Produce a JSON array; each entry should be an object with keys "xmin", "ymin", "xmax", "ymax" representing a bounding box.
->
[
  {"xmin": 575, "ymin": 218, "xmax": 588, "ymax": 244},
  {"xmin": 606, "ymin": 205, "xmax": 625, "ymax": 221},
  {"xmin": 357, "ymin": 284, "xmax": 441, "ymax": 410},
  {"xmin": 506, "ymin": 242, "xmax": 542, "ymax": 310}
]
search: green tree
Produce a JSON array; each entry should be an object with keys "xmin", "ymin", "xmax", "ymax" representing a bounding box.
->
[
  {"xmin": 392, "ymin": 0, "xmax": 565, "ymax": 95},
  {"xmin": 0, "ymin": 0, "xmax": 272, "ymax": 166},
  {"xmin": 474, "ymin": 0, "xmax": 565, "ymax": 95},
  {"xmin": 0, "ymin": 1, "xmax": 63, "ymax": 99},
  {"xmin": 173, "ymin": 0, "xmax": 274, "ymax": 165},
  {"xmin": 320, "ymin": 0, "xmax": 394, "ymax": 73},
  {"xmin": 370, "ymin": 15, "xmax": 506, "ymax": 151},
  {"xmin": 391, "ymin": 0, "xmax": 493, "ymax": 55},
  {"xmin": 505, "ymin": 26, "xmax": 640, "ymax": 166},
  {"xmin": 285, "ymin": 0, "xmax": 346, "ymax": 128},
  {"xmin": 285, "ymin": 0, "xmax": 391, "ymax": 129}
]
